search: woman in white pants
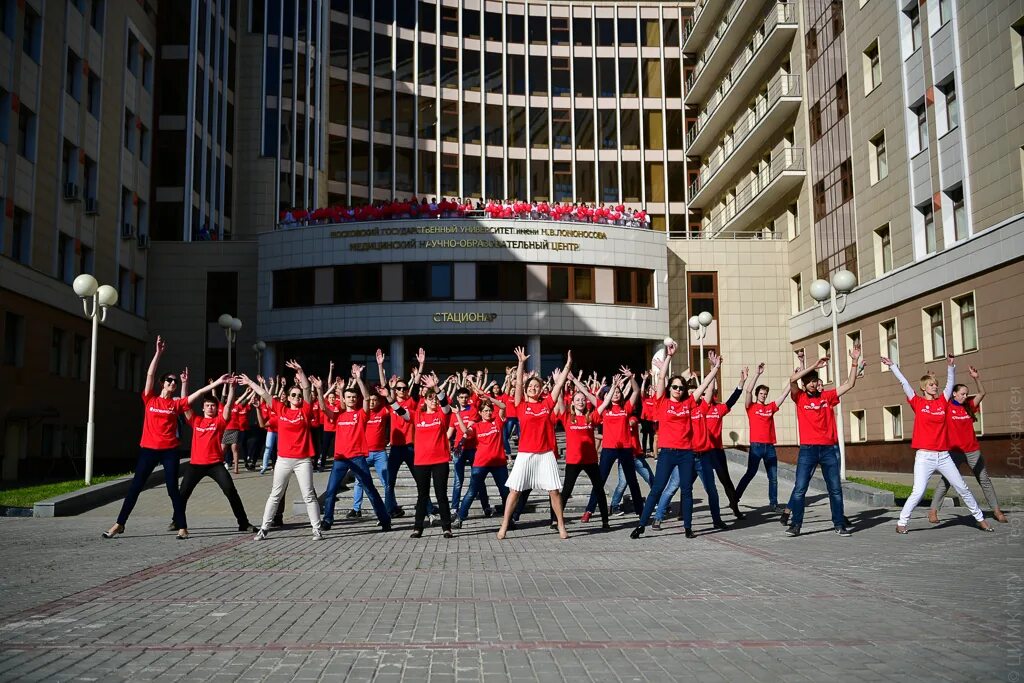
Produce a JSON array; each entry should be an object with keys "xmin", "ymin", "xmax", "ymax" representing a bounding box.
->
[
  {"xmin": 240, "ymin": 360, "xmax": 323, "ymax": 540},
  {"xmin": 880, "ymin": 355, "xmax": 993, "ymax": 534},
  {"xmin": 497, "ymin": 347, "xmax": 572, "ymax": 540}
]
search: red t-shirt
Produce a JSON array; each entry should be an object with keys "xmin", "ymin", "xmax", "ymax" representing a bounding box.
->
[
  {"xmin": 747, "ymin": 401, "xmax": 779, "ymax": 444},
  {"xmin": 272, "ymin": 399, "xmax": 316, "ymax": 458},
  {"xmin": 794, "ymin": 390, "xmax": 839, "ymax": 446},
  {"xmin": 601, "ymin": 403, "xmax": 634, "ymax": 449},
  {"xmin": 908, "ymin": 395, "xmax": 950, "ymax": 451},
  {"xmin": 947, "ymin": 398, "xmax": 980, "ymax": 452},
  {"xmin": 259, "ymin": 403, "xmax": 279, "ymax": 433},
  {"xmin": 468, "ymin": 416, "xmax": 505, "ymax": 467},
  {"xmin": 332, "ymin": 408, "xmax": 368, "ymax": 458},
  {"xmin": 498, "ymin": 394, "xmax": 516, "ymax": 418},
  {"xmin": 225, "ymin": 403, "xmax": 250, "ymax": 431},
  {"xmin": 701, "ymin": 401, "xmax": 731, "ymax": 450},
  {"xmin": 454, "ymin": 404, "xmax": 479, "ymax": 448},
  {"xmin": 516, "ymin": 397, "xmax": 557, "ymax": 453},
  {"xmin": 641, "ymin": 397, "xmax": 658, "ymax": 422},
  {"xmin": 690, "ymin": 402, "xmax": 709, "ymax": 452},
  {"xmin": 560, "ymin": 412, "xmax": 600, "ymax": 464},
  {"xmin": 390, "ymin": 397, "xmax": 417, "ymax": 445},
  {"xmin": 189, "ymin": 414, "xmax": 228, "ymax": 465},
  {"xmin": 322, "ymin": 396, "xmax": 340, "ymax": 433},
  {"xmin": 310, "ymin": 402, "xmax": 323, "ymax": 429},
  {"xmin": 655, "ymin": 396, "xmax": 697, "ymax": 450},
  {"xmin": 139, "ymin": 392, "xmax": 189, "ymax": 449},
  {"xmin": 413, "ymin": 410, "xmax": 451, "ymax": 465},
  {"xmin": 629, "ymin": 417, "xmax": 642, "ymax": 455},
  {"xmin": 365, "ymin": 406, "xmax": 390, "ymax": 451}
]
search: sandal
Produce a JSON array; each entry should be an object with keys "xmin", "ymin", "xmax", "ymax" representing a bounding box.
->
[
  {"xmin": 896, "ymin": 525, "xmax": 909, "ymax": 534},
  {"xmin": 409, "ymin": 529, "xmax": 423, "ymax": 538},
  {"xmin": 101, "ymin": 523, "xmax": 125, "ymax": 539},
  {"xmin": 977, "ymin": 520, "xmax": 995, "ymax": 533},
  {"xmin": 176, "ymin": 530, "xmax": 190, "ymax": 540}
]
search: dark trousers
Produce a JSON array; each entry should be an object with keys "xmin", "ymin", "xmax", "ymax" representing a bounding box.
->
[
  {"xmin": 179, "ymin": 462, "xmax": 251, "ymax": 526},
  {"xmin": 389, "ymin": 444, "xmax": 435, "ymax": 514},
  {"xmin": 704, "ymin": 448, "xmax": 739, "ymax": 509},
  {"xmin": 586, "ymin": 448, "xmax": 644, "ymax": 515},
  {"xmin": 413, "ymin": 462, "xmax": 452, "ymax": 531},
  {"xmin": 561, "ymin": 462, "xmax": 609, "ymax": 524},
  {"xmin": 116, "ymin": 447, "xmax": 186, "ymax": 528},
  {"xmin": 244, "ymin": 428, "xmax": 262, "ymax": 468},
  {"xmin": 318, "ymin": 431, "xmax": 335, "ymax": 469},
  {"xmin": 640, "ymin": 420, "xmax": 656, "ymax": 454}
]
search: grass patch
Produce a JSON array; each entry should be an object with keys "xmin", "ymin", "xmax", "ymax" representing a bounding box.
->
[
  {"xmin": 0, "ymin": 473, "xmax": 132, "ymax": 509},
  {"xmin": 848, "ymin": 476, "xmax": 933, "ymax": 505}
]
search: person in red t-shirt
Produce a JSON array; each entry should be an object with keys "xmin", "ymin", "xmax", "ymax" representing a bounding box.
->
[
  {"xmin": 222, "ymin": 389, "xmax": 252, "ymax": 474},
  {"xmin": 497, "ymin": 348, "xmax": 572, "ymax": 540},
  {"xmin": 351, "ymin": 391, "xmax": 400, "ymax": 518},
  {"xmin": 553, "ymin": 385, "xmax": 610, "ymax": 527},
  {"xmin": 734, "ymin": 362, "xmax": 791, "ymax": 512},
  {"xmin": 392, "ymin": 373, "xmax": 455, "ymax": 537},
  {"xmin": 104, "ymin": 336, "xmax": 191, "ymax": 540},
  {"xmin": 315, "ymin": 362, "xmax": 338, "ymax": 473},
  {"xmin": 781, "ymin": 348, "xmax": 862, "ymax": 537},
  {"xmin": 692, "ymin": 371, "xmax": 747, "ymax": 522},
  {"xmin": 639, "ymin": 373, "xmax": 658, "ymax": 455},
  {"xmin": 256, "ymin": 377, "xmax": 282, "ymax": 474},
  {"xmin": 881, "ymin": 355, "xmax": 992, "ymax": 534},
  {"xmin": 929, "ymin": 365, "xmax": 1006, "ymax": 524},
  {"xmin": 451, "ymin": 389, "xmax": 510, "ymax": 528},
  {"xmin": 177, "ymin": 376, "xmax": 257, "ymax": 535},
  {"xmin": 240, "ymin": 360, "xmax": 324, "ymax": 540},
  {"xmin": 315, "ymin": 364, "xmax": 392, "ymax": 532},
  {"xmin": 449, "ymin": 387, "xmax": 493, "ymax": 517}
]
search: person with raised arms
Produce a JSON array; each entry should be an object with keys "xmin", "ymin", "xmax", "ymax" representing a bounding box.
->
[
  {"xmin": 733, "ymin": 362, "xmax": 791, "ymax": 513},
  {"xmin": 451, "ymin": 385, "xmax": 510, "ymax": 529},
  {"xmin": 555, "ymin": 376, "xmax": 611, "ymax": 529}
]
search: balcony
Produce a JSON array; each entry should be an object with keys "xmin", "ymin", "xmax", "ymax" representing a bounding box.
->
[
  {"xmin": 681, "ymin": 0, "xmax": 731, "ymax": 53},
  {"xmin": 685, "ymin": 0, "xmax": 777, "ymax": 104},
  {"xmin": 686, "ymin": 3, "xmax": 799, "ymax": 146},
  {"xmin": 704, "ymin": 147, "xmax": 805, "ymax": 237},
  {"xmin": 688, "ymin": 74, "xmax": 802, "ymax": 209}
]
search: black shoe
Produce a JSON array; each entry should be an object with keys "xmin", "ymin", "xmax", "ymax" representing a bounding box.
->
[
  {"xmin": 320, "ymin": 520, "xmax": 333, "ymax": 531},
  {"xmin": 629, "ymin": 526, "xmax": 645, "ymax": 539},
  {"xmin": 834, "ymin": 525, "xmax": 852, "ymax": 537},
  {"xmin": 549, "ymin": 521, "xmax": 558, "ymax": 530},
  {"xmin": 166, "ymin": 521, "xmax": 178, "ymax": 532},
  {"xmin": 684, "ymin": 528, "xmax": 696, "ymax": 539},
  {"xmin": 731, "ymin": 507, "xmax": 746, "ymax": 520},
  {"xmin": 238, "ymin": 523, "xmax": 257, "ymax": 533},
  {"xmin": 409, "ymin": 529, "xmax": 423, "ymax": 538},
  {"xmin": 346, "ymin": 510, "xmax": 362, "ymax": 519},
  {"xmin": 452, "ymin": 518, "xmax": 463, "ymax": 529},
  {"xmin": 380, "ymin": 523, "xmax": 393, "ymax": 532},
  {"xmin": 601, "ymin": 522, "xmax": 612, "ymax": 530},
  {"xmin": 786, "ymin": 525, "xmax": 801, "ymax": 537},
  {"xmin": 713, "ymin": 520, "xmax": 728, "ymax": 530},
  {"xmin": 652, "ymin": 520, "xmax": 662, "ymax": 531},
  {"xmin": 779, "ymin": 509, "xmax": 791, "ymax": 526},
  {"xmin": 483, "ymin": 508, "xmax": 494, "ymax": 518},
  {"xmin": 443, "ymin": 530, "xmax": 454, "ymax": 539},
  {"xmin": 271, "ymin": 517, "xmax": 284, "ymax": 528}
]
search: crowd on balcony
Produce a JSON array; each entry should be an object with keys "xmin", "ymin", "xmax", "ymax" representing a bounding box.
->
[{"xmin": 277, "ymin": 197, "xmax": 653, "ymax": 229}]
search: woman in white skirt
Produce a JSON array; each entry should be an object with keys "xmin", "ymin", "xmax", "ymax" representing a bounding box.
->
[
  {"xmin": 880, "ymin": 355, "xmax": 993, "ymax": 534},
  {"xmin": 497, "ymin": 347, "xmax": 572, "ymax": 540}
]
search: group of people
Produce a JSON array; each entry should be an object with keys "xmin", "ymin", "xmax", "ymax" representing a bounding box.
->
[
  {"xmin": 102, "ymin": 336, "xmax": 1007, "ymax": 542},
  {"xmin": 277, "ymin": 198, "xmax": 653, "ymax": 229}
]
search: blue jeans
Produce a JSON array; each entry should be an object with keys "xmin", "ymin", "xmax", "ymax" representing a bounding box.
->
[
  {"xmin": 116, "ymin": 447, "xmax": 186, "ymax": 528},
  {"xmin": 788, "ymin": 444, "xmax": 845, "ymax": 528},
  {"xmin": 586, "ymin": 448, "xmax": 645, "ymax": 514},
  {"xmin": 610, "ymin": 456, "xmax": 653, "ymax": 509},
  {"xmin": 451, "ymin": 448, "xmax": 491, "ymax": 512},
  {"xmin": 638, "ymin": 448, "xmax": 692, "ymax": 527},
  {"xmin": 353, "ymin": 450, "xmax": 398, "ymax": 512},
  {"xmin": 693, "ymin": 452, "xmax": 724, "ymax": 525},
  {"xmin": 457, "ymin": 466, "xmax": 510, "ymax": 520},
  {"xmin": 261, "ymin": 432, "xmax": 278, "ymax": 470},
  {"xmin": 322, "ymin": 457, "xmax": 392, "ymax": 525},
  {"xmin": 502, "ymin": 417, "xmax": 520, "ymax": 456},
  {"xmin": 735, "ymin": 443, "xmax": 779, "ymax": 507},
  {"xmin": 653, "ymin": 468, "xmax": 681, "ymax": 521},
  {"xmin": 388, "ymin": 444, "xmax": 434, "ymax": 514}
]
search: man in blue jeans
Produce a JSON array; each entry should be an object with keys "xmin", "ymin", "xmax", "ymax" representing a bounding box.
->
[
  {"xmin": 351, "ymin": 393, "xmax": 399, "ymax": 519},
  {"xmin": 450, "ymin": 389, "xmax": 492, "ymax": 515},
  {"xmin": 781, "ymin": 348, "xmax": 861, "ymax": 537}
]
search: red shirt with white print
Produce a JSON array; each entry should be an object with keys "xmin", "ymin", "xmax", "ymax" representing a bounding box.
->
[
  {"xmin": 272, "ymin": 399, "xmax": 316, "ymax": 458},
  {"xmin": 413, "ymin": 410, "xmax": 452, "ymax": 465},
  {"xmin": 908, "ymin": 394, "xmax": 950, "ymax": 451},
  {"xmin": 516, "ymin": 397, "xmax": 557, "ymax": 453},
  {"xmin": 140, "ymin": 392, "xmax": 190, "ymax": 449},
  {"xmin": 332, "ymin": 408, "xmax": 368, "ymax": 458},
  {"xmin": 701, "ymin": 401, "xmax": 731, "ymax": 450},
  {"xmin": 560, "ymin": 412, "xmax": 600, "ymax": 465},
  {"xmin": 946, "ymin": 398, "xmax": 980, "ymax": 452},
  {"xmin": 390, "ymin": 397, "xmax": 417, "ymax": 446},
  {"xmin": 189, "ymin": 414, "xmax": 228, "ymax": 465},
  {"xmin": 747, "ymin": 401, "xmax": 779, "ymax": 444},
  {"xmin": 365, "ymin": 406, "xmax": 390, "ymax": 451},
  {"xmin": 655, "ymin": 396, "xmax": 697, "ymax": 450},
  {"xmin": 468, "ymin": 416, "xmax": 505, "ymax": 467},
  {"xmin": 794, "ymin": 390, "xmax": 839, "ymax": 446},
  {"xmin": 601, "ymin": 402, "xmax": 634, "ymax": 449}
]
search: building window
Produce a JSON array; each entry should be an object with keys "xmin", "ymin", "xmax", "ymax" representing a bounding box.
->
[
  {"xmin": 941, "ymin": 82, "xmax": 959, "ymax": 132},
  {"xmin": 57, "ymin": 232, "xmax": 74, "ymax": 284},
  {"xmin": 912, "ymin": 103, "xmax": 928, "ymax": 153},
  {"xmin": 879, "ymin": 318, "xmax": 899, "ymax": 369},
  {"xmin": 687, "ymin": 272, "xmax": 717, "ymax": 318},
  {"xmin": 813, "ymin": 180, "xmax": 826, "ymax": 221},
  {"xmin": 72, "ymin": 334, "xmax": 86, "ymax": 380},
  {"xmin": 403, "ymin": 263, "xmax": 453, "ymax": 301},
  {"xmin": 809, "ymin": 102, "xmax": 822, "ymax": 142},
  {"xmin": 921, "ymin": 205, "xmax": 936, "ymax": 254},
  {"xmin": 23, "ymin": 6, "xmax": 41, "ymax": 61},
  {"xmin": 90, "ymin": 0, "xmax": 105, "ymax": 33},
  {"xmin": 923, "ymin": 303, "xmax": 946, "ymax": 361},
  {"xmin": 334, "ymin": 264, "xmax": 382, "ymax": 304},
  {"xmin": 3, "ymin": 312, "xmax": 25, "ymax": 367},
  {"xmin": 850, "ymin": 410, "xmax": 866, "ymax": 442},
  {"xmin": 817, "ymin": 340, "xmax": 831, "ymax": 384},
  {"xmin": 272, "ymin": 268, "xmax": 315, "ymax": 308},
  {"xmin": 17, "ymin": 106, "xmax": 36, "ymax": 161},
  {"xmin": 791, "ymin": 274, "xmax": 802, "ymax": 314},
  {"xmin": 938, "ymin": 0, "xmax": 952, "ymax": 26},
  {"xmin": 907, "ymin": 6, "xmax": 921, "ymax": 52},
  {"xmin": 124, "ymin": 109, "xmax": 136, "ymax": 152},
  {"xmin": 50, "ymin": 328, "xmax": 67, "ymax": 375},
  {"xmin": 870, "ymin": 131, "xmax": 887, "ymax": 184},
  {"xmin": 66, "ymin": 49, "xmax": 83, "ymax": 101},
  {"xmin": 883, "ymin": 405, "xmax": 903, "ymax": 440},
  {"xmin": 951, "ymin": 293, "xmax": 978, "ymax": 353},
  {"xmin": 11, "ymin": 208, "xmax": 30, "ymax": 263},
  {"xmin": 832, "ymin": 0, "xmax": 844, "ymax": 35},
  {"xmin": 874, "ymin": 224, "xmax": 893, "ymax": 276},
  {"xmin": 835, "ymin": 75, "xmax": 848, "ymax": 118},
  {"xmin": 477, "ymin": 263, "xmax": 527, "ymax": 301},
  {"xmin": 87, "ymin": 70, "xmax": 102, "ymax": 118},
  {"xmin": 947, "ymin": 186, "xmax": 967, "ymax": 241},
  {"xmin": 1013, "ymin": 18, "xmax": 1024, "ymax": 88},
  {"xmin": 613, "ymin": 269, "xmax": 653, "ymax": 307},
  {"xmin": 863, "ymin": 40, "xmax": 881, "ymax": 93},
  {"xmin": 839, "ymin": 159, "xmax": 853, "ymax": 203},
  {"xmin": 806, "ymin": 27, "xmax": 818, "ymax": 67},
  {"xmin": 548, "ymin": 265, "xmax": 595, "ymax": 303}
]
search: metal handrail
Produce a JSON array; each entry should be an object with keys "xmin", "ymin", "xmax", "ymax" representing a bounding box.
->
[{"xmin": 704, "ymin": 147, "xmax": 805, "ymax": 235}]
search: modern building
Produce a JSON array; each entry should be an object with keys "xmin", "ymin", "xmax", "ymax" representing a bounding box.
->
[
  {"xmin": 0, "ymin": 0, "xmax": 158, "ymax": 479},
  {"xmin": 671, "ymin": 0, "xmax": 1024, "ymax": 471}
]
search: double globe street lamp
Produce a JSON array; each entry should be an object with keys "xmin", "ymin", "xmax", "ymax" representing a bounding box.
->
[
  {"xmin": 218, "ymin": 314, "xmax": 242, "ymax": 374},
  {"xmin": 73, "ymin": 274, "xmax": 119, "ymax": 485},
  {"xmin": 809, "ymin": 269, "xmax": 857, "ymax": 481},
  {"xmin": 688, "ymin": 311, "xmax": 714, "ymax": 380}
]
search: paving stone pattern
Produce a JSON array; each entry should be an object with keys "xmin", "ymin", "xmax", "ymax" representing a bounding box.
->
[{"xmin": 0, "ymin": 459, "xmax": 1020, "ymax": 682}]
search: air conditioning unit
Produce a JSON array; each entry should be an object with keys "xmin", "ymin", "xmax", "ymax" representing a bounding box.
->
[
  {"xmin": 84, "ymin": 198, "xmax": 99, "ymax": 214},
  {"xmin": 63, "ymin": 182, "xmax": 80, "ymax": 201},
  {"xmin": 137, "ymin": 233, "xmax": 149, "ymax": 249},
  {"xmin": 121, "ymin": 223, "xmax": 135, "ymax": 239}
]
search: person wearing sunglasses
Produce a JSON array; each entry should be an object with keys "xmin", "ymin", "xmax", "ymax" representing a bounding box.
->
[
  {"xmin": 629, "ymin": 342, "xmax": 720, "ymax": 540},
  {"xmin": 239, "ymin": 360, "xmax": 324, "ymax": 540},
  {"xmin": 103, "ymin": 335, "xmax": 190, "ymax": 540},
  {"xmin": 379, "ymin": 348, "xmax": 435, "ymax": 520}
]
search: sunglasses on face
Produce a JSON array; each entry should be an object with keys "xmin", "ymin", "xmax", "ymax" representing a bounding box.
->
[
  {"xmin": 163, "ymin": 377, "xmax": 178, "ymax": 384},
  {"xmin": 669, "ymin": 385, "xmax": 685, "ymax": 390},
  {"xmin": 288, "ymin": 392, "xmax": 302, "ymax": 399},
  {"xmin": 395, "ymin": 385, "xmax": 408, "ymax": 390}
]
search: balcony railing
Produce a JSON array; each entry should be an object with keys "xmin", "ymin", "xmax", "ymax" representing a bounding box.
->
[
  {"xmin": 705, "ymin": 147, "xmax": 805, "ymax": 236},
  {"xmin": 681, "ymin": 0, "xmax": 715, "ymax": 47},
  {"xmin": 685, "ymin": 1, "xmax": 746, "ymax": 94},
  {"xmin": 669, "ymin": 227, "xmax": 788, "ymax": 240},
  {"xmin": 688, "ymin": 74, "xmax": 802, "ymax": 199},
  {"xmin": 686, "ymin": 2, "xmax": 797, "ymax": 125}
]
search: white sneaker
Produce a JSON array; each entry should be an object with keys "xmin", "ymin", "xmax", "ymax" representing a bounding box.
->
[
  {"xmin": 254, "ymin": 528, "xmax": 268, "ymax": 541},
  {"xmin": 427, "ymin": 514, "xmax": 437, "ymax": 527},
  {"xmin": 312, "ymin": 527, "xmax": 324, "ymax": 541}
]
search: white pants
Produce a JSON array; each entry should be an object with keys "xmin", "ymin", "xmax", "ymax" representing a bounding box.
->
[
  {"xmin": 898, "ymin": 450, "xmax": 984, "ymax": 526},
  {"xmin": 261, "ymin": 457, "xmax": 321, "ymax": 530}
]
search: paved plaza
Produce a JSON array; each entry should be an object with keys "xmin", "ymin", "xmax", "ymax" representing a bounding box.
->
[{"xmin": 0, "ymin": 463, "xmax": 1021, "ymax": 682}]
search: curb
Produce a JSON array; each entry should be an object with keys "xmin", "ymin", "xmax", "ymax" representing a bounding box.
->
[
  {"xmin": 722, "ymin": 448, "xmax": 895, "ymax": 507},
  {"xmin": 32, "ymin": 457, "xmax": 190, "ymax": 518}
]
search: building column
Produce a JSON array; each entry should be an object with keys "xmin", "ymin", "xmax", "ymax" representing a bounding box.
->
[
  {"xmin": 527, "ymin": 335, "xmax": 541, "ymax": 375},
  {"xmin": 390, "ymin": 336, "xmax": 405, "ymax": 379},
  {"xmin": 261, "ymin": 343, "xmax": 276, "ymax": 378}
]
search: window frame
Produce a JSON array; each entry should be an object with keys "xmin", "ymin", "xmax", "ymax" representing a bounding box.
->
[
  {"xmin": 883, "ymin": 405, "xmax": 904, "ymax": 441},
  {"xmin": 874, "ymin": 223, "xmax": 892, "ymax": 277},
  {"xmin": 869, "ymin": 131, "xmax": 887, "ymax": 184},
  {"xmin": 850, "ymin": 409, "xmax": 867, "ymax": 442},
  {"xmin": 548, "ymin": 265, "xmax": 595, "ymax": 303},
  {"xmin": 863, "ymin": 39, "xmax": 881, "ymax": 94},
  {"xmin": 878, "ymin": 318, "xmax": 899, "ymax": 371},
  {"xmin": 921, "ymin": 303, "xmax": 946, "ymax": 362},
  {"xmin": 950, "ymin": 291, "xmax": 978, "ymax": 354}
]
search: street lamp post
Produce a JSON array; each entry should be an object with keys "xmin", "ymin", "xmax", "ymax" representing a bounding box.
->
[
  {"xmin": 253, "ymin": 341, "xmax": 266, "ymax": 374},
  {"xmin": 687, "ymin": 311, "xmax": 714, "ymax": 380},
  {"xmin": 73, "ymin": 274, "xmax": 119, "ymax": 485},
  {"xmin": 809, "ymin": 269, "xmax": 857, "ymax": 481},
  {"xmin": 218, "ymin": 314, "xmax": 242, "ymax": 374}
]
